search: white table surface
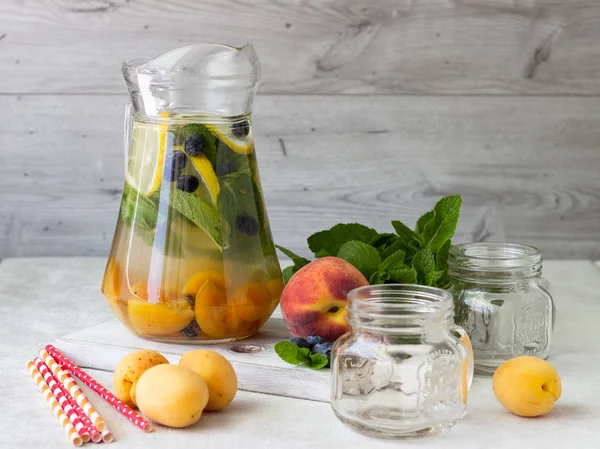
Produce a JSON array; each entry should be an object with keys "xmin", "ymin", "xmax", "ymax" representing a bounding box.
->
[{"xmin": 1, "ymin": 257, "xmax": 599, "ymax": 449}]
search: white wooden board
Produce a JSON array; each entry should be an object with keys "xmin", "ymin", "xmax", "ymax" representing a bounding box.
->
[{"xmin": 54, "ymin": 317, "xmax": 330, "ymax": 403}]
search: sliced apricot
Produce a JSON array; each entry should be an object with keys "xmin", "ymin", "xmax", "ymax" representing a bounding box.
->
[
  {"xmin": 266, "ymin": 277, "xmax": 284, "ymax": 300},
  {"xmin": 128, "ymin": 299, "xmax": 194, "ymax": 337},
  {"xmin": 233, "ymin": 282, "xmax": 274, "ymax": 322},
  {"xmin": 101, "ymin": 259, "xmax": 129, "ymax": 322},
  {"xmin": 194, "ymin": 279, "xmax": 241, "ymax": 339},
  {"xmin": 183, "ymin": 270, "xmax": 226, "ymax": 297}
]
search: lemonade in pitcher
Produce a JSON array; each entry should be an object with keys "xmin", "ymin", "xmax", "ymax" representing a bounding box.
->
[{"xmin": 102, "ymin": 44, "xmax": 283, "ymax": 342}]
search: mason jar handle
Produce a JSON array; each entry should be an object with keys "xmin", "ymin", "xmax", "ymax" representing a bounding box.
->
[
  {"xmin": 123, "ymin": 102, "xmax": 133, "ymax": 177},
  {"xmin": 451, "ymin": 324, "xmax": 474, "ymax": 401}
]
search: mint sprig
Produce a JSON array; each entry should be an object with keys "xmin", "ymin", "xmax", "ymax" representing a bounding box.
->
[
  {"xmin": 276, "ymin": 194, "xmax": 462, "ymax": 288},
  {"xmin": 274, "ymin": 341, "xmax": 329, "ymax": 370}
]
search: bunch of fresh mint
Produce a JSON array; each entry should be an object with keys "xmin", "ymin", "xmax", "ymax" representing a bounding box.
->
[
  {"xmin": 276, "ymin": 194, "xmax": 462, "ymax": 288},
  {"xmin": 273, "ymin": 341, "xmax": 329, "ymax": 370}
]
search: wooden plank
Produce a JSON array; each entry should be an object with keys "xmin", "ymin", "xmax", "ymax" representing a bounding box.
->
[
  {"xmin": 1, "ymin": 94, "xmax": 599, "ymax": 259},
  {"xmin": 2, "ymin": 0, "xmax": 600, "ymax": 94},
  {"xmin": 55, "ymin": 316, "xmax": 330, "ymax": 403}
]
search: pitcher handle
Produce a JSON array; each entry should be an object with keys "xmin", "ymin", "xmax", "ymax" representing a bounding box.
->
[
  {"xmin": 451, "ymin": 324, "xmax": 474, "ymax": 402},
  {"xmin": 123, "ymin": 102, "xmax": 133, "ymax": 177}
]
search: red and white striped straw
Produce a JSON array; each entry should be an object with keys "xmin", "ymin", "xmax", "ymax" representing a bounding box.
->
[
  {"xmin": 26, "ymin": 361, "xmax": 83, "ymax": 447},
  {"xmin": 32, "ymin": 358, "xmax": 90, "ymax": 443},
  {"xmin": 39, "ymin": 348, "xmax": 106, "ymax": 432},
  {"xmin": 55, "ymin": 374, "xmax": 102, "ymax": 443},
  {"xmin": 46, "ymin": 345, "xmax": 152, "ymax": 433},
  {"xmin": 102, "ymin": 429, "xmax": 114, "ymax": 443}
]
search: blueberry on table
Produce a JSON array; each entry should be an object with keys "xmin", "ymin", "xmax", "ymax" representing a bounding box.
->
[
  {"xmin": 184, "ymin": 135, "xmax": 206, "ymax": 156},
  {"xmin": 169, "ymin": 150, "xmax": 188, "ymax": 170},
  {"xmin": 232, "ymin": 120, "xmax": 250, "ymax": 138},
  {"xmin": 312, "ymin": 342, "xmax": 334, "ymax": 367},
  {"xmin": 291, "ymin": 337, "xmax": 311, "ymax": 350},
  {"xmin": 236, "ymin": 215, "xmax": 259, "ymax": 236},
  {"xmin": 176, "ymin": 175, "xmax": 200, "ymax": 193},
  {"xmin": 306, "ymin": 335, "xmax": 324, "ymax": 348}
]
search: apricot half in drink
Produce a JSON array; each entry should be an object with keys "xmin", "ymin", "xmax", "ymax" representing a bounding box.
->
[
  {"xmin": 127, "ymin": 283, "xmax": 194, "ymax": 337},
  {"xmin": 194, "ymin": 279, "xmax": 241, "ymax": 339}
]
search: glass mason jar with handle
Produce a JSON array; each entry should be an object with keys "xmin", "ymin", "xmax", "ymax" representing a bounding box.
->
[
  {"xmin": 101, "ymin": 44, "xmax": 283, "ymax": 343},
  {"xmin": 331, "ymin": 285, "xmax": 473, "ymax": 439},
  {"xmin": 447, "ymin": 242, "xmax": 554, "ymax": 375}
]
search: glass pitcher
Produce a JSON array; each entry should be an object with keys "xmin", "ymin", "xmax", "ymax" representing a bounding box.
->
[{"xmin": 101, "ymin": 44, "xmax": 283, "ymax": 343}]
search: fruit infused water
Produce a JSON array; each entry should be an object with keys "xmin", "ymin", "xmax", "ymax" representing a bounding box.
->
[{"xmin": 103, "ymin": 114, "xmax": 283, "ymax": 342}]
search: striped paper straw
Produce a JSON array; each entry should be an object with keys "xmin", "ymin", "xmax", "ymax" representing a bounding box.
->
[
  {"xmin": 39, "ymin": 348, "xmax": 106, "ymax": 432},
  {"xmin": 32, "ymin": 358, "xmax": 90, "ymax": 443},
  {"xmin": 57, "ymin": 378, "xmax": 102, "ymax": 443},
  {"xmin": 26, "ymin": 361, "xmax": 83, "ymax": 447},
  {"xmin": 46, "ymin": 345, "xmax": 152, "ymax": 433},
  {"xmin": 56, "ymin": 370, "xmax": 102, "ymax": 442},
  {"xmin": 102, "ymin": 429, "xmax": 114, "ymax": 443}
]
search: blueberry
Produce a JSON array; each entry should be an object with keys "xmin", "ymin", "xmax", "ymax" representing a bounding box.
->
[
  {"xmin": 291, "ymin": 337, "xmax": 311, "ymax": 350},
  {"xmin": 176, "ymin": 175, "xmax": 200, "ymax": 193},
  {"xmin": 312, "ymin": 342, "xmax": 333, "ymax": 358},
  {"xmin": 232, "ymin": 120, "xmax": 250, "ymax": 138},
  {"xmin": 181, "ymin": 319, "xmax": 201, "ymax": 337},
  {"xmin": 312, "ymin": 342, "xmax": 333, "ymax": 367},
  {"xmin": 236, "ymin": 215, "xmax": 258, "ymax": 236},
  {"xmin": 169, "ymin": 150, "xmax": 188, "ymax": 170},
  {"xmin": 306, "ymin": 335, "xmax": 324, "ymax": 348},
  {"xmin": 216, "ymin": 160, "xmax": 236, "ymax": 177},
  {"xmin": 184, "ymin": 135, "xmax": 205, "ymax": 156}
]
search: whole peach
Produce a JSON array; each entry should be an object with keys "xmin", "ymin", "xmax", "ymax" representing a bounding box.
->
[{"xmin": 281, "ymin": 257, "xmax": 368, "ymax": 342}]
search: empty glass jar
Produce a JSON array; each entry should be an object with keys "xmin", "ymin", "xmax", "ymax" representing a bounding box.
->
[
  {"xmin": 447, "ymin": 243, "xmax": 554, "ymax": 375},
  {"xmin": 331, "ymin": 285, "xmax": 473, "ymax": 439}
]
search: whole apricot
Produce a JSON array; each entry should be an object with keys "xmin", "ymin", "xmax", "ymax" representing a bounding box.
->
[
  {"xmin": 135, "ymin": 364, "xmax": 209, "ymax": 428},
  {"xmin": 493, "ymin": 356, "xmax": 561, "ymax": 417},
  {"xmin": 179, "ymin": 350, "xmax": 238, "ymax": 411},
  {"xmin": 113, "ymin": 350, "xmax": 169, "ymax": 408}
]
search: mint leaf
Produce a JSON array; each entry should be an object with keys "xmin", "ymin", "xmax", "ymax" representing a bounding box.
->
[
  {"xmin": 412, "ymin": 248, "xmax": 435, "ymax": 286},
  {"xmin": 121, "ymin": 184, "xmax": 158, "ymax": 231},
  {"xmin": 276, "ymin": 245, "xmax": 311, "ymax": 284},
  {"xmin": 491, "ymin": 299, "xmax": 504, "ymax": 307},
  {"xmin": 388, "ymin": 267, "xmax": 418, "ymax": 284},
  {"xmin": 314, "ymin": 249, "xmax": 330, "ymax": 258},
  {"xmin": 392, "ymin": 220, "xmax": 424, "ymax": 247},
  {"xmin": 274, "ymin": 341, "xmax": 328, "ymax": 370},
  {"xmin": 378, "ymin": 249, "xmax": 406, "ymax": 272},
  {"xmin": 282, "ymin": 266, "xmax": 298, "ymax": 284},
  {"xmin": 305, "ymin": 353, "xmax": 329, "ymax": 370},
  {"xmin": 276, "ymin": 245, "xmax": 310, "ymax": 268},
  {"xmin": 434, "ymin": 239, "xmax": 452, "ymax": 287},
  {"xmin": 337, "ymin": 241, "xmax": 382, "ymax": 278},
  {"xmin": 369, "ymin": 271, "xmax": 388, "ymax": 285},
  {"xmin": 416, "ymin": 210, "xmax": 435, "ymax": 235},
  {"xmin": 369, "ymin": 233, "xmax": 397, "ymax": 252},
  {"xmin": 168, "ymin": 189, "xmax": 222, "ymax": 249},
  {"xmin": 423, "ymin": 194, "xmax": 462, "ymax": 251},
  {"xmin": 308, "ymin": 223, "xmax": 377, "ymax": 258},
  {"xmin": 274, "ymin": 341, "xmax": 304, "ymax": 365}
]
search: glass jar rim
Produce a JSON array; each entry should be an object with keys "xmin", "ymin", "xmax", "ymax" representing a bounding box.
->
[
  {"xmin": 448, "ymin": 242, "xmax": 542, "ymax": 281},
  {"xmin": 347, "ymin": 284, "xmax": 454, "ymax": 331}
]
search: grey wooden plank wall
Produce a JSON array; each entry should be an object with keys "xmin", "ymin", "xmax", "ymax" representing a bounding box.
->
[{"xmin": 1, "ymin": 0, "xmax": 599, "ymax": 259}]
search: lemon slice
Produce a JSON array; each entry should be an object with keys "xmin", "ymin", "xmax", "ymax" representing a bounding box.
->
[
  {"xmin": 125, "ymin": 112, "xmax": 169, "ymax": 195},
  {"xmin": 188, "ymin": 154, "xmax": 220, "ymax": 204},
  {"xmin": 207, "ymin": 121, "xmax": 254, "ymax": 155}
]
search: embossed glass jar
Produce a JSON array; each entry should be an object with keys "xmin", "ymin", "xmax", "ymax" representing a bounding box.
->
[
  {"xmin": 331, "ymin": 285, "xmax": 473, "ymax": 439},
  {"xmin": 447, "ymin": 243, "xmax": 554, "ymax": 375}
]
